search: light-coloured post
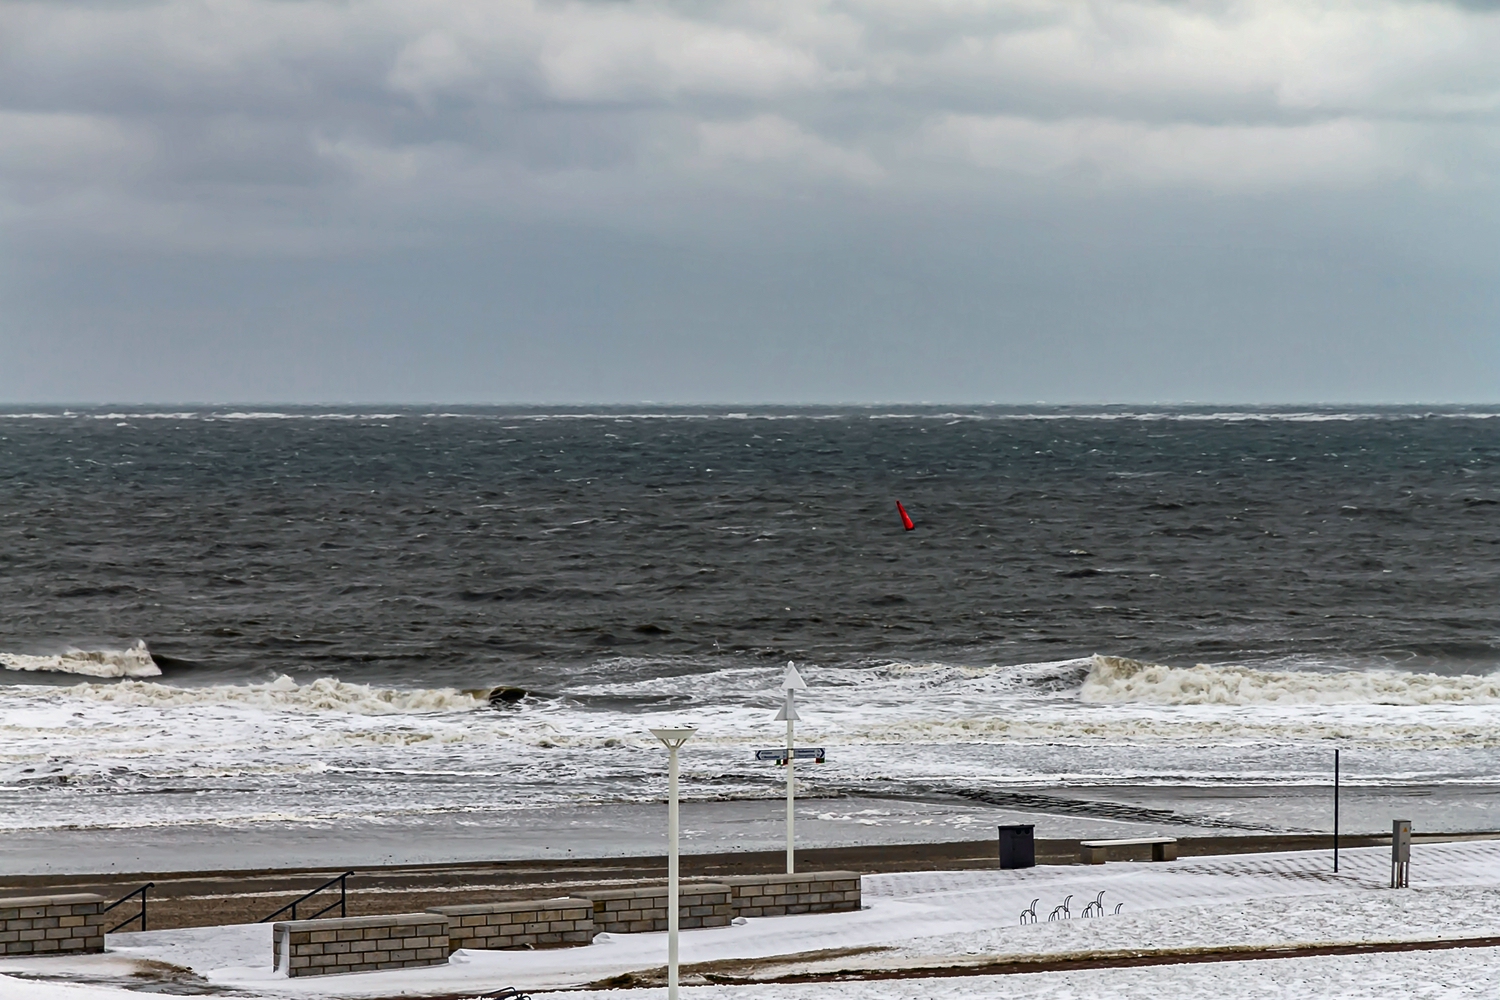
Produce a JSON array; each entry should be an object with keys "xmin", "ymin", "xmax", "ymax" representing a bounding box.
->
[
  {"xmin": 650, "ymin": 726, "xmax": 696, "ymax": 1000},
  {"xmin": 669, "ymin": 742, "xmax": 681, "ymax": 989},
  {"xmin": 785, "ymin": 709, "xmax": 795, "ymax": 874},
  {"xmin": 775, "ymin": 662, "xmax": 808, "ymax": 875}
]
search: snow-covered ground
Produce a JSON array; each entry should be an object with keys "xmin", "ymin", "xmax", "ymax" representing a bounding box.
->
[
  {"xmin": 540, "ymin": 947, "xmax": 1500, "ymax": 1000},
  {"xmin": 8, "ymin": 948, "xmax": 1500, "ymax": 1000},
  {"xmin": 6, "ymin": 840, "xmax": 1500, "ymax": 999}
]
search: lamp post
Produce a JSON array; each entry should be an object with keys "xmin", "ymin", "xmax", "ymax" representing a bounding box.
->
[
  {"xmin": 650, "ymin": 726, "xmax": 696, "ymax": 1000},
  {"xmin": 1333, "ymin": 748, "xmax": 1340, "ymax": 873},
  {"xmin": 775, "ymin": 663, "xmax": 807, "ymax": 874}
]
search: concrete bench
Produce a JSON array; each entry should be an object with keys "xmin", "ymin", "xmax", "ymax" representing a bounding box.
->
[
  {"xmin": 576, "ymin": 883, "xmax": 732, "ymax": 933},
  {"xmin": 0, "ymin": 893, "xmax": 107, "ymax": 956},
  {"xmin": 1080, "ymin": 837, "xmax": 1178, "ymax": 864},
  {"xmin": 721, "ymin": 872, "xmax": 862, "ymax": 918},
  {"xmin": 273, "ymin": 912, "xmax": 449, "ymax": 977},
  {"xmin": 427, "ymin": 897, "xmax": 593, "ymax": 951}
]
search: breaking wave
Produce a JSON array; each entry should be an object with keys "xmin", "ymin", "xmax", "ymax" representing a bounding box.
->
[
  {"xmin": 1083, "ymin": 654, "xmax": 1500, "ymax": 706},
  {"xmin": 13, "ymin": 650, "xmax": 1499, "ymax": 717},
  {"xmin": 1, "ymin": 641, "xmax": 160, "ymax": 679},
  {"xmin": 57, "ymin": 675, "xmax": 484, "ymax": 714}
]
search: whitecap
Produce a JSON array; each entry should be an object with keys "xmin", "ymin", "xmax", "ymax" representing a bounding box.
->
[
  {"xmin": 57, "ymin": 674, "xmax": 484, "ymax": 714},
  {"xmin": 0, "ymin": 641, "xmax": 160, "ymax": 678},
  {"xmin": 1082, "ymin": 654, "xmax": 1500, "ymax": 706}
]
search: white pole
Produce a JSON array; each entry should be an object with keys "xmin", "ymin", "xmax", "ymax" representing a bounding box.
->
[
  {"xmin": 786, "ymin": 699, "xmax": 795, "ymax": 875},
  {"xmin": 650, "ymin": 726, "xmax": 694, "ymax": 1000},
  {"xmin": 775, "ymin": 663, "xmax": 807, "ymax": 877},
  {"xmin": 667, "ymin": 742, "xmax": 680, "ymax": 1000}
]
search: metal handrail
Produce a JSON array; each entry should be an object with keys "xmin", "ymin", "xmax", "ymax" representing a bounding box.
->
[
  {"xmin": 103, "ymin": 883, "xmax": 155, "ymax": 933},
  {"xmin": 258, "ymin": 871, "xmax": 355, "ymax": 923}
]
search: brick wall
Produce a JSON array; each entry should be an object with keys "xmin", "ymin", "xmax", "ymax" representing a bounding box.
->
[
  {"xmin": 428, "ymin": 896, "xmax": 593, "ymax": 951},
  {"xmin": 0, "ymin": 893, "xmax": 107, "ymax": 955},
  {"xmin": 722, "ymin": 871, "xmax": 862, "ymax": 917},
  {"xmin": 578, "ymin": 883, "xmax": 732, "ymax": 933},
  {"xmin": 273, "ymin": 912, "xmax": 449, "ymax": 978}
]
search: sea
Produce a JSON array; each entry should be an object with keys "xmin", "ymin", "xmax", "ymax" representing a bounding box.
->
[{"xmin": 3, "ymin": 405, "xmax": 1499, "ymax": 873}]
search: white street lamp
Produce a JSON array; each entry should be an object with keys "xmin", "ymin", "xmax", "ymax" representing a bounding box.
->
[
  {"xmin": 775, "ymin": 663, "xmax": 807, "ymax": 874},
  {"xmin": 650, "ymin": 725, "xmax": 696, "ymax": 1000}
]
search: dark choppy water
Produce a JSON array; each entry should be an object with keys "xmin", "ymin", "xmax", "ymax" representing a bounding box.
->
[
  {"xmin": 3, "ymin": 406, "xmax": 1498, "ymax": 685},
  {"xmin": 6, "ymin": 406, "xmax": 1500, "ymax": 855}
]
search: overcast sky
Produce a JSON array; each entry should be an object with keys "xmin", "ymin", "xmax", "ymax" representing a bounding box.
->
[{"xmin": 1, "ymin": 0, "xmax": 1497, "ymax": 404}]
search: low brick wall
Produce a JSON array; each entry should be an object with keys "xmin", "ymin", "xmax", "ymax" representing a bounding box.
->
[
  {"xmin": 578, "ymin": 883, "xmax": 732, "ymax": 933},
  {"xmin": 0, "ymin": 893, "xmax": 107, "ymax": 955},
  {"xmin": 722, "ymin": 871, "xmax": 862, "ymax": 917},
  {"xmin": 428, "ymin": 896, "xmax": 593, "ymax": 951},
  {"xmin": 273, "ymin": 912, "xmax": 449, "ymax": 978}
]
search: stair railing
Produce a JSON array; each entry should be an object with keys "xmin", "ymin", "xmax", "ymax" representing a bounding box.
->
[
  {"xmin": 103, "ymin": 883, "xmax": 155, "ymax": 933},
  {"xmin": 258, "ymin": 871, "xmax": 355, "ymax": 923}
]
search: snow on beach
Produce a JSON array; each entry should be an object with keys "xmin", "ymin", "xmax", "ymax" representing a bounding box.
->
[
  {"xmin": 538, "ymin": 948, "xmax": 1500, "ymax": 1000},
  {"xmin": 3, "ymin": 840, "xmax": 1488, "ymax": 1000},
  {"xmin": 7, "ymin": 950, "xmax": 1498, "ymax": 1000},
  {"xmin": 8, "ymin": 950, "xmax": 1500, "ymax": 1000}
]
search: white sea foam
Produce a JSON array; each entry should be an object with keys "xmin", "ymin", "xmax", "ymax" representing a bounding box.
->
[
  {"xmin": 8, "ymin": 654, "xmax": 1500, "ymax": 839},
  {"xmin": 1082, "ymin": 654, "xmax": 1500, "ymax": 706},
  {"xmin": 0, "ymin": 641, "xmax": 160, "ymax": 678},
  {"xmin": 57, "ymin": 674, "xmax": 483, "ymax": 714}
]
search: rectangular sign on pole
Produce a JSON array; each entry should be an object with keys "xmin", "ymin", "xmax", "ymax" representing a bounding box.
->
[{"xmin": 754, "ymin": 748, "xmax": 825, "ymax": 762}]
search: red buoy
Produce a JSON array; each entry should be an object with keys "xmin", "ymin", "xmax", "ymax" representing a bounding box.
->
[{"xmin": 896, "ymin": 501, "xmax": 915, "ymax": 531}]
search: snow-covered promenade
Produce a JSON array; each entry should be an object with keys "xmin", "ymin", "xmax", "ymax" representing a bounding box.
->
[{"xmin": 7, "ymin": 840, "xmax": 1500, "ymax": 1000}]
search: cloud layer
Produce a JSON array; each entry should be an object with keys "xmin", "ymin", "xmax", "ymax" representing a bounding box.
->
[
  {"xmin": 5, "ymin": 0, "xmax": 1496, "ymax": 242},
  {"xmin": 1, "ymin": 0, "xmax": 1497, "ymax": 400}
]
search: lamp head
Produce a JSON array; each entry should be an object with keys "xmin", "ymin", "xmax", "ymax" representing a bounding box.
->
[{"xmin": 650, "ymin": 726, "xmax": 697, "ymax": 748}]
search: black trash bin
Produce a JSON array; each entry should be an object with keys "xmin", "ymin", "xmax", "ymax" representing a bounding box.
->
[{"xmin": 998, "ymin": 824, "xmax": 1035, "ymax": 869}]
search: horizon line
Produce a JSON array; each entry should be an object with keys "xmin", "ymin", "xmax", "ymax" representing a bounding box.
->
[{"xmin": 2, "ymin": 400, "xmax": 1500, "ymax": 410}]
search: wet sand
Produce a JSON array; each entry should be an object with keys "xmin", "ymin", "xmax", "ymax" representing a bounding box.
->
[
  {"xmin": 7, "ymin": 783, "xmax": 1490, "ymax": 889},
  {"xmin": 0, "ymin": 792, "xmax": 1254, "ymax": 878}
]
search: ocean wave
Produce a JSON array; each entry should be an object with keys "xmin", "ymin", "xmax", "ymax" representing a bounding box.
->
[
  {"xmin": 6, "ymin": 407, "xmax": 1499, "ymax": 424},
  {"xmin": 569, "ymin": 656, "xmax": 1092, "ymax": 706},
  {"xmin": 1083, "ymin": 654, "xmax": 1500, "ymax": 706},
  {"xmin": 0, "ymin": 641, "xmax": 160, "ymax": 678},
  {"xmin": 863, "ymin": 410, "xmax": 1500, "ymax": 422},
  {"xmin": 56, "ymin": 675, "xmax": 484, "ymax": 714},
  {"xmin": 868, "ymin": 657, "xmax": 1091, "ymax": 695},
  {"xmin": 14, "ymin": 650, "xmax": 1498, "ymax": 721}
]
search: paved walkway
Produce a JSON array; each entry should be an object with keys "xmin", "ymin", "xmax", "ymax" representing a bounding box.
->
[{"xmin": 9, "ymin": 840, "xmax": 1500, "ymax": 998}]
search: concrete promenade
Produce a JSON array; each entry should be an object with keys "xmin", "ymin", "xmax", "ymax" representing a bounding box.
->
[{"xmin": 0, "ymin": 833, "xmax": 1404, "ymax": 931}]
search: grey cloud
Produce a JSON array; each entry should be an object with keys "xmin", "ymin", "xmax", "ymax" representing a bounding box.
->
[
  {"xmin": 4, "ymin": 2, "xmax": 1496, "ymax": 213},
  {"xmin": 0, "ymin": 0, "xmax": 1497, "ymax": 402}
]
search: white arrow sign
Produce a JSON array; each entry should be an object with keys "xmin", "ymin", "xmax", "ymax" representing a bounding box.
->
[{"xmin": 782, "ymin": 662, "xmax": 807, "ymax": 691}]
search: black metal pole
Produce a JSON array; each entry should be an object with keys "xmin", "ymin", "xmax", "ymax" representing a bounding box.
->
[{"xmin": 1334, "ymin": 748, "xmax": 1340, "ymax": 873}]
